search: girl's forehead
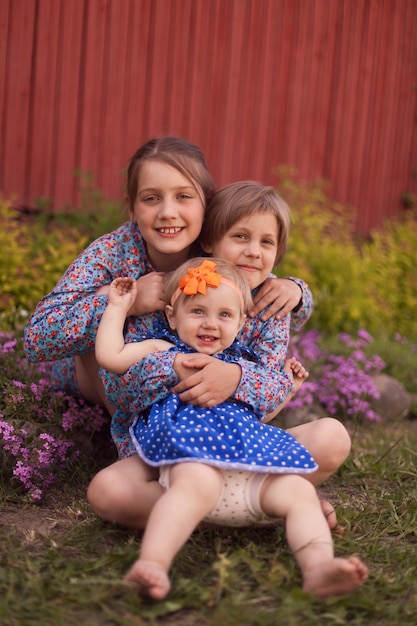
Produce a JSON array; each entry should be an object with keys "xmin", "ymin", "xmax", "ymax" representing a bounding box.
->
[
  {"xmin": 138, "ymin": 160, "xmax": 191, "ymax": 186},
  {"xmin": 230, "ymin": 211, "xmax": 279, "ymax": 232},
  {"xmin": 180, "ymin": 284, "xmax": 242, "ymax": 308}
]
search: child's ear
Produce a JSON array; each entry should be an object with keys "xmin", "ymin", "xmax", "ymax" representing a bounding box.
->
[
  {"xmin": 165, "ymin": 305, "xmax": 176, "ymax": 330},
  {"xmin": 126, "ymin": 194, "xmax": 136, "ymax": 222},
  {"xmin": 200, "ymin": 243, "xmax": 212, "ymax": 254}
]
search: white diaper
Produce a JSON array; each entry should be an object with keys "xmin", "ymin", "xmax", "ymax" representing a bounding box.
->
[{"xmin": 159, "ymin": 466, "xmax": 280, "ymax": 527}]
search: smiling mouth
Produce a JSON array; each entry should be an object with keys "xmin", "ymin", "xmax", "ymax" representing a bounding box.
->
[
  {"xmin": 157, "ymin": 227, "xmax": 184, "ymax": 235},
  {"xmin": 198, "ymin": 335, "xmax": 218, "ymax": 343},
  {"xmin": 238, "ymin": 265, "xmax": 259, "ymax": 272}
]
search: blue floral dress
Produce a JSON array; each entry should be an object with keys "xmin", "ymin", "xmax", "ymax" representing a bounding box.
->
[{"xmin": 129, "ymin": 329, "xmax": 317, "ymax": 475}]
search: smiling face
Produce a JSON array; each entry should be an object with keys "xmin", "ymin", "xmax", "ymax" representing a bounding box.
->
[
  {"xmin": 131, "ymin": 160, "xmax": 205, "ymax": 271},
  {"xmin": 204, "ymin": 212, "xmax": 279, "ymax": 290},
  {"xmin": 165, "ymin": 283, "xmax": 244, "ymax": 355}
]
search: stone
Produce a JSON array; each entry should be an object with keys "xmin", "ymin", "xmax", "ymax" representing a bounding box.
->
[{"xmin": 370, "ymin": 374, "xmax": 412, "ymax": 421}]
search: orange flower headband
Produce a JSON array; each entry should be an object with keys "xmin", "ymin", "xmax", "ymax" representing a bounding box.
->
[{"xmin": 170, "ymin": 260, "xmax": 244, "ymax": 308}]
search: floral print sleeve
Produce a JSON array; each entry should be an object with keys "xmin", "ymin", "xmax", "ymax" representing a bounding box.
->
[
  {"xmin": 23, "ymin": 222, "xmax": 151, "ymax": 361},
  {"xmin": 233, "ymin": 313, "xmax": 293, "ymax": 415},
  {"xmin": 286, "ymin": 277, "xmax": 313, "ymax": 331},
  {"xmin": 101, "ymin": 349, "xmax": 179, "ymax": 415}
]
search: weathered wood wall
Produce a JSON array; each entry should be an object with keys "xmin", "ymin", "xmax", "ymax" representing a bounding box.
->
[{"xmin": 1, "ymin": 0, "xmax": 416, "ymax": 233}]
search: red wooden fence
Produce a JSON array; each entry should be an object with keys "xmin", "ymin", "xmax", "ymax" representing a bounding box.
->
[{"xmin": 1, "ymin": 0, "xmax": 416, "ymax": 234}]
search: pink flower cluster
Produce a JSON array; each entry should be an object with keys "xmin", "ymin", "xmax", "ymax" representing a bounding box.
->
[
  {"xmin": 0, "ymin": 331, "xmax": 108, "ymax": 500},
  {"xmin": 286, "ymin": 329, "xmax": 385, "ymax": 421}
]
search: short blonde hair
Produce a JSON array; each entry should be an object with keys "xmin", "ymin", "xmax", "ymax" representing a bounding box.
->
[
  {"xmin": 200, "ymin": 181, "xmax": 291, "ymax": 266},
  {"xmin": 164, "ymin": 257, "xmax": 253, "ymax": 313}
]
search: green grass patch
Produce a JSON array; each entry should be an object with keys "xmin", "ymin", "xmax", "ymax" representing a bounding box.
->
[{"xmin": 1, "ymin": 420, "xmax": 416, "ymax": 625}]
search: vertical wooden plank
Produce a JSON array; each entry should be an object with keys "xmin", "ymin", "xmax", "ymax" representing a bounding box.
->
[
  {"xmin": 389, "ymin": 0, "xmax": 417, "ymax": 219},
  {"xmin": 215, "ymin": 0, "xmax": 249, "ymax": 182},
  {"xmin": 26, "ymin": 0, "xmax": 61, "ymax": 204},
  {"xmin": 327, "ymin": 0, "xmax": 367, "ymax": 209},
  {"xmin": 53, "ymin": 0, "xmax": 86, "ymax": 208},
  {"xmin": 250, "ymin": 0, "xmax": 284, "ymax": 183},
  {"xmin": 362, "ymin": 1, "xmax": 398, "ymax": 231},
  {"xmin": 297, "ymin": 0, "xmax": 338, "ymax": 180},
  {"xmin": 285, "ymin": 0, "xmax": 311, "ymax": 172},
  {"xmin": 0, "ymin": 0, "xmax": 11, "ymax": 190},
  {"xmin": 404, "ymin": 0, "xmax": 417, "ymax": 199},
  {"xmin": 123, "ymin": 0, "xmax": 153, "ymax": 157},
  {"xmin": 340, "ymin": 0, "xmax": 375, "ymax": 224},
  {"xmin": 142, "ymin": 0, "xmax": 173, "ymax": 135},
  {"xmin": 236, "ymin": 0, "xmax": 270, "ymax": 180},
  {"xmin": 203, "ymin": 0, "xmax": 238, "ymax": 180},
  {"xmin": 76, "ymin": 0, "xmax": 109, "ymax": 192},
  {"xmin": 0, "ymin": 0, "xmax": 11, "ymax": 188},
  {"xmin": 165, "ymin": 0, "xmax": 194, "ymax": 135},
  {"xmin": 185, "ymin": 0, "xmax": 227, "ymax": 169},
  {"xmin": 97, "ymin": 0, "xmax": 131, "ymax": 199},
  {"xmin": 263, "ymin": 0, "xmax": 295, "ymax": 186},
  {"xmin": 1, "ymin": 0, "xmax": 36, "ymax": 201}
]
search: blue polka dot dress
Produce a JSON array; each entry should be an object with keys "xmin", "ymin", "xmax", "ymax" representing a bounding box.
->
[{"xmin": 129, "ymin": 331, "xmax": 317, "ymax": 475}]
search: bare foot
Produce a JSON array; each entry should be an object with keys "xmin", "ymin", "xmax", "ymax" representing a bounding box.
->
[
  {"xmin": 303, "ymin": 556, "xmax": 368, "ymax": 598},
  {"xmin": 124, "ymin": 559, "xmax": 171, "ymax": 600}
]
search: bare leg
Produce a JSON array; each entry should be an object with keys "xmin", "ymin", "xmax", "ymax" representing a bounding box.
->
[
  {"xmin": 124, "ymin": 463, "xmax": 223, "ymax": 599},
  {"xmin": 75, "ymin": 353, "xmax": 115, "ymax": 414},
  {"xmin": 87, "ymin": 456, "xmax": 162, "ymax": 529},
  {"xmin": 287, "ymin": 418, "xmax": 351, "ymax": 485},
  {"xmin": 288, "ymin": 418, "xmax": 351, "ymax": 529},
  {"xmin": 260, "ymin": 474, "xmax": 368, "ymax": 597}
]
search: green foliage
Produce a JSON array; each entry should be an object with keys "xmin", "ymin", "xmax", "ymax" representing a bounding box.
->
[
  {"xmin": 0, "ymin": 178, "xmax": 124, "ymax": 330},
  {"xmin": 362, "ymin": 215, "xmax": 417, "ymax": 340},
  {"xmin": 0, "ymin": 197, "xmax": 89, "ymax": 329},
  {"xmin": 68, "ymin": 169, "xmax": 126, "ymax": 237},
  {"xmin": 276, "ymin": 169, "xmax": 417, "ymax": 340}
]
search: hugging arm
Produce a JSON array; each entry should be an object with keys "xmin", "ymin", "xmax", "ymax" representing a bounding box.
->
[
  {"xmin": 249, "ymin": 276, "xmax": 313, "ymax": 329},
  {"xmin": 102, "ymin": 313, "xmax": 295, "ymax": 419}
]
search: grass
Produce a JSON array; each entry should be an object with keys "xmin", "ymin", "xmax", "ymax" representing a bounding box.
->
[{"xmin": 1, "ymin": 418, "xmax": 417, "ymax": 626}]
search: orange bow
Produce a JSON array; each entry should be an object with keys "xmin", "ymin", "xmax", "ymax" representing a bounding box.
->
[{"xmin": 179, "ymin": 260, "xmax": 221, "ymax": 296}]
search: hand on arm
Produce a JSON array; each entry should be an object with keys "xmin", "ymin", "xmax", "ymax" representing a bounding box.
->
[
  {"xmin": 171, "ymin": 354, "xmax": 242, "ymax": 407},
  {"xmin": 248, "ymin": 277, "xmax": 302, "ymax": 321}
]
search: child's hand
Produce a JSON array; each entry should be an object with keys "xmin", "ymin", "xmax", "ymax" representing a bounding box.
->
[
  {"xmin": 108, "ymin": 277, "xmax": 137, "ymax": 310},
  {"xmin": 248, "ymin": 277, "xmax": 302, "ymax": 321},
  {"xmin": 284, "ymin": 356, "xmax": 309, "ymax": 393}
]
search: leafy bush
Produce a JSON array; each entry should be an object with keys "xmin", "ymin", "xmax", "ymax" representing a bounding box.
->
[
  {"xmin": 0, "ymin": 197, "xmax": 89, "ymax": 329},
  {"xmin": 277, "ymin": 169, "xmax": 417, "ymax": 340},
  {"xmin": 1, "ymin": 184, "xmax": 124, "ymax": 330}
]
